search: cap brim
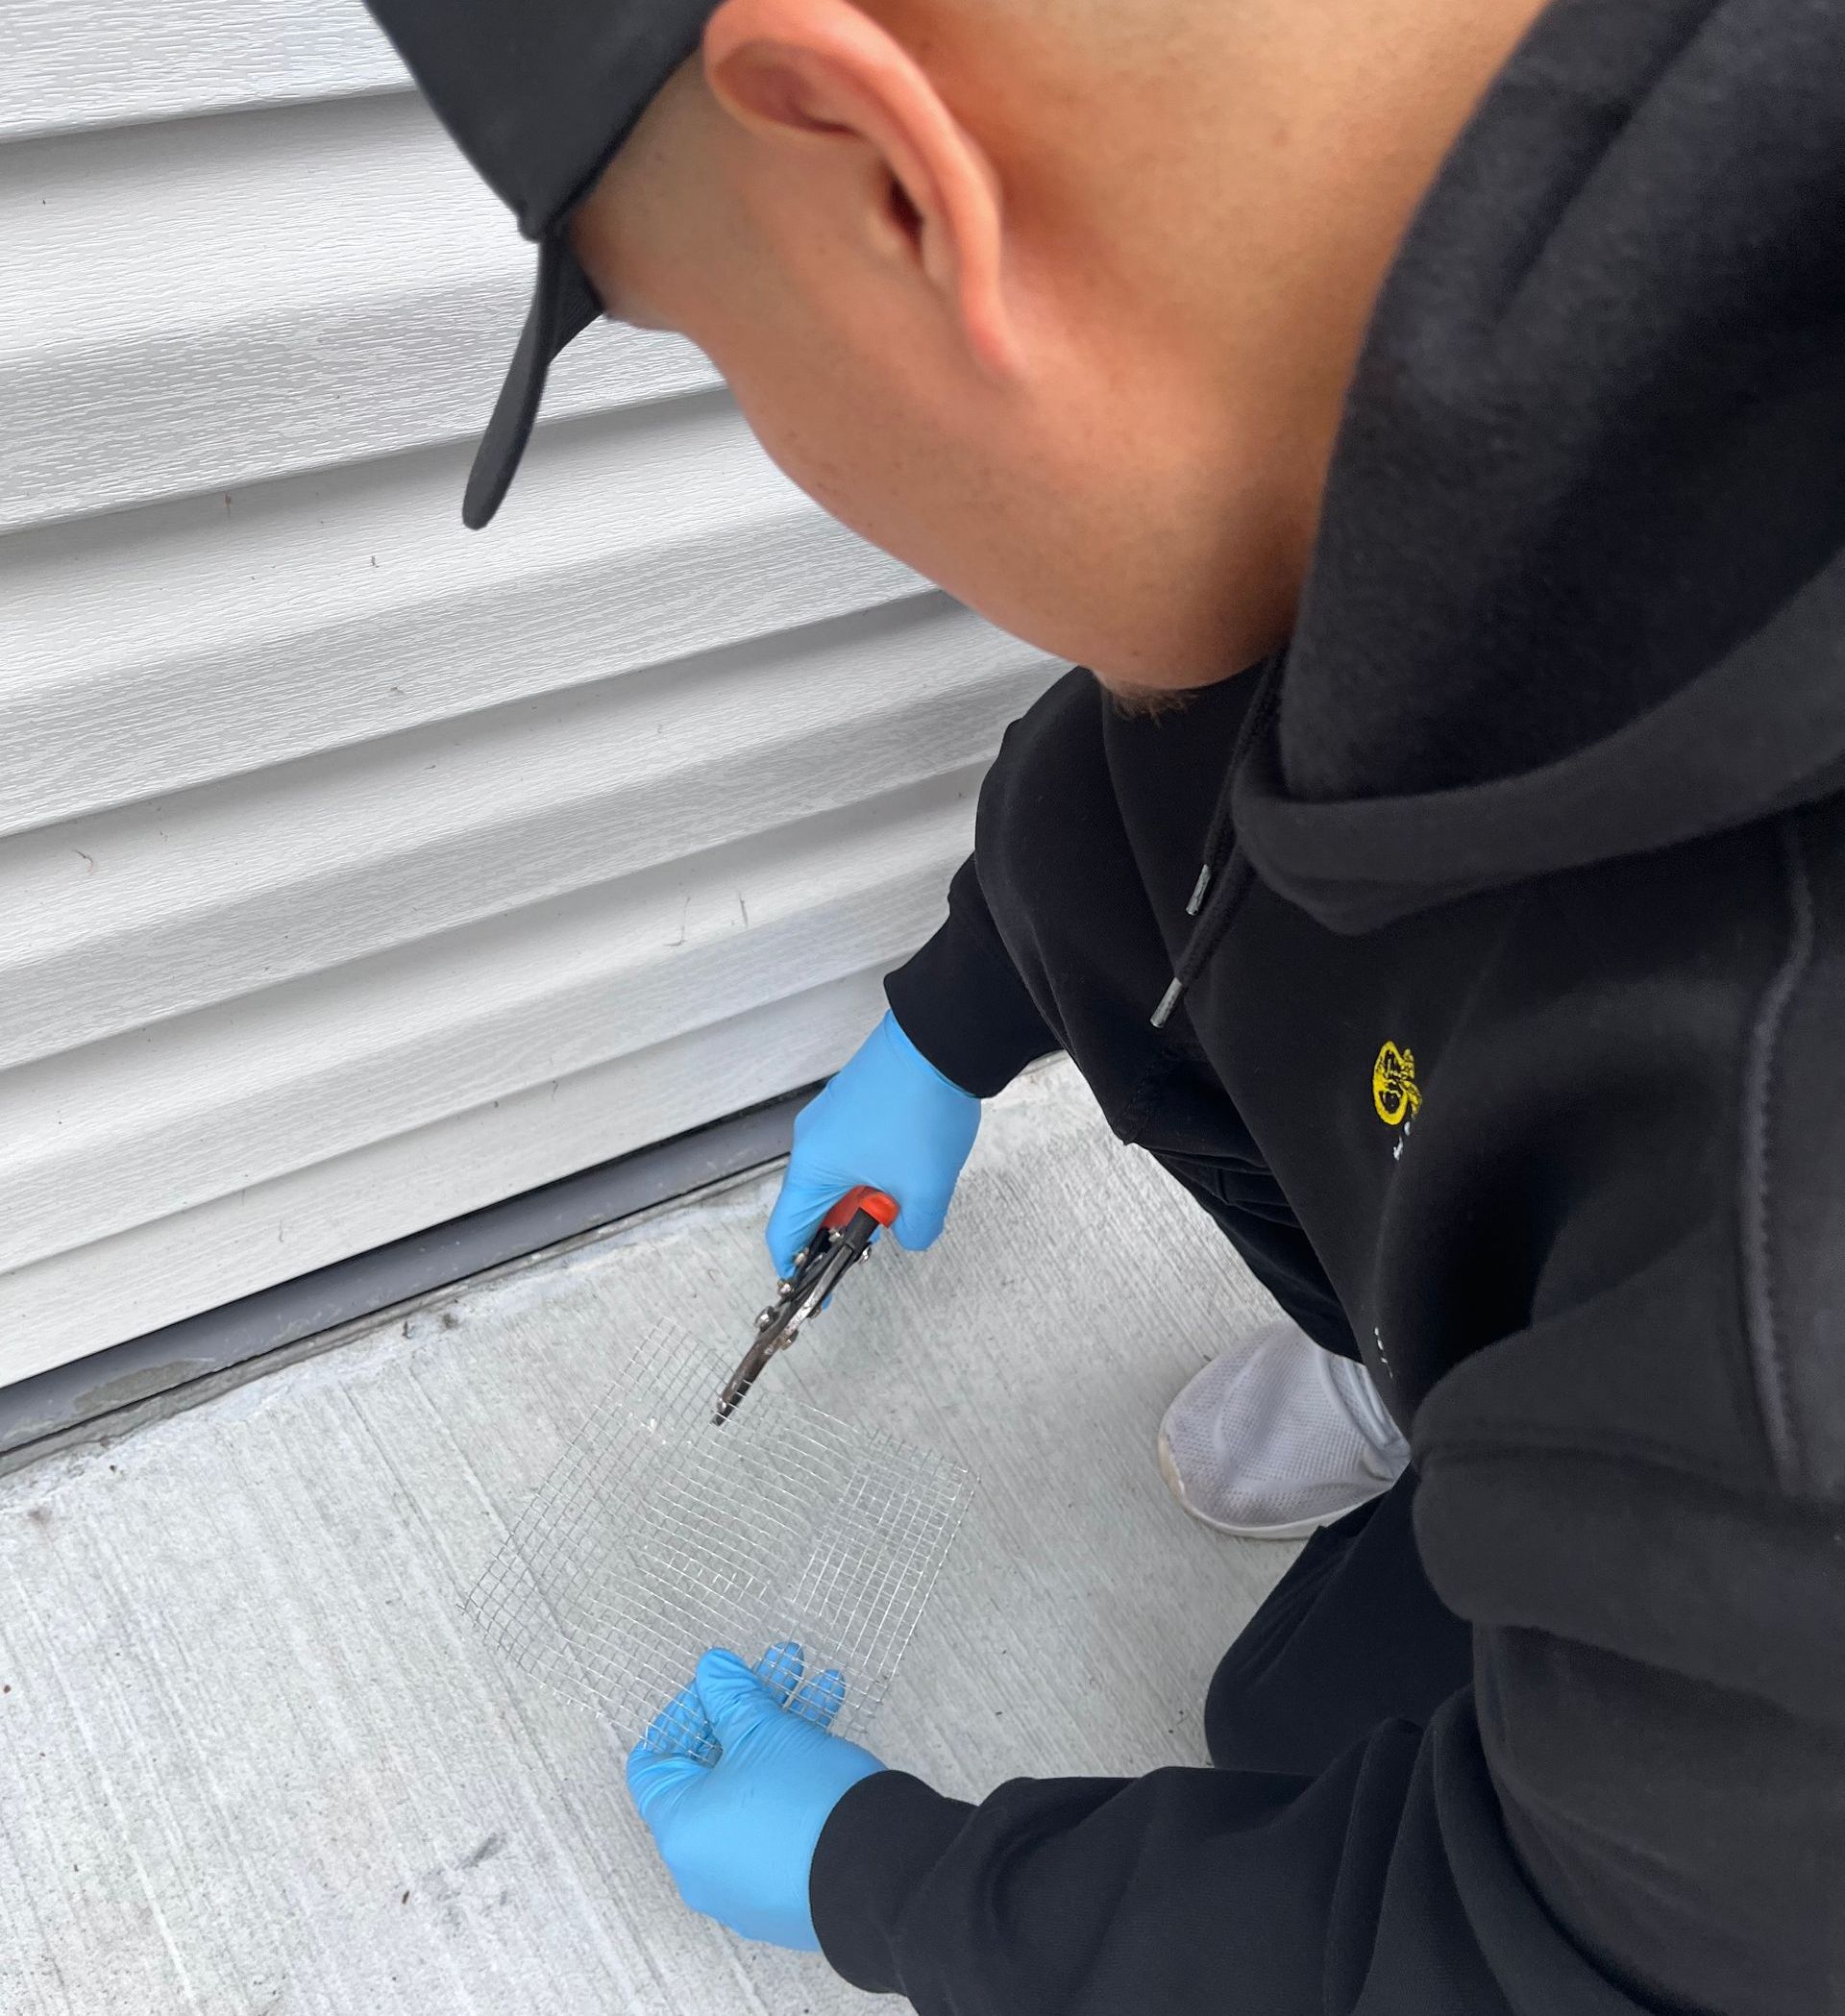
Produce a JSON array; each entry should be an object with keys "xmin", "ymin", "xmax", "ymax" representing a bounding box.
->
[{"xmin": 463, "ymin": 234, "xmax": 603, "ymax": 529}]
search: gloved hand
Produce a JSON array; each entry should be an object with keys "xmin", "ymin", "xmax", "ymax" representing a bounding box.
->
[
  {"xmin": 627, "ymin": 1642, "xmax": 888, "ymax": 1950},
  {"xmin": 766, "ymin": 1010, "xmax": 981, "ymax": 1278}
]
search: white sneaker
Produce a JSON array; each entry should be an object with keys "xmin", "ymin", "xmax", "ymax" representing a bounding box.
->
[{"xmin": 1156, "ymin": 1321, "xmax": 1411, "ymax": 1540}]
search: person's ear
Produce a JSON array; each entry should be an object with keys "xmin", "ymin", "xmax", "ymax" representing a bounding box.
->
[{"xmin": 701, "ymin": 0, "xmax": 1021, "ymax": 379}]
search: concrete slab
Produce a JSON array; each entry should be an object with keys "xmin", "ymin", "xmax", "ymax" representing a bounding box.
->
[{"xmin": 0, "ymin": 1060, "xmax": 1295, "ymax": 2016}]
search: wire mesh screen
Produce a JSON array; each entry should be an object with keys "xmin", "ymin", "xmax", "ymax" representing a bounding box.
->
[{"xmin": 465, "ymin": 1323, "xmax": 973, "ymax": 1762}]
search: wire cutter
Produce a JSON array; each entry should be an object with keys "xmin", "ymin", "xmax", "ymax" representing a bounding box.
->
[{"xmin": 713, "ymin": 1186, "xmax": 899, "ymax": 1424}]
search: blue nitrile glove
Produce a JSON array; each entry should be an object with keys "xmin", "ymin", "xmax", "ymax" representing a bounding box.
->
[
  {"xmin": 627, "ymin": 1642, "xmax": 887, "ymax": 1950},
  {"xmin": 766, "ymin": 1011, "xmax": 981, "ymax": 1278}
]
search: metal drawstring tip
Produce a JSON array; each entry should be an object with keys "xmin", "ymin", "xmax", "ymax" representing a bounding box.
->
[
  {"xmin": 1151, "ymin": 976, "xmax": 1185, "ymax": 1029},
  {"xmin": 1185, "ymin": 865, "xmax": 1212, "ymax": 917}
]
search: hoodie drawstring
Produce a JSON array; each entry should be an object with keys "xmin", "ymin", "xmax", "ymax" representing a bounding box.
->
[{"xmin": 1150, "ymin": 656, "xmax": 1285, "ymax": 1028}]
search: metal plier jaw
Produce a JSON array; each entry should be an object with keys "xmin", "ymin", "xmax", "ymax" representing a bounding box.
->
[{"xmin": 712, "ymin": 1187, "xmax": 900, "ymax": 1424}]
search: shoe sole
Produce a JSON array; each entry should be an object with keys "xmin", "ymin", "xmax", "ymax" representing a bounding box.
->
[{"xmin": 1155, "ymin": 1427, "xmax": 1386, "ymax": 1542}]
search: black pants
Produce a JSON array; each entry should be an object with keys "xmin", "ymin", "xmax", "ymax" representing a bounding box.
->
[
  {"xmin": 1204, "ymin": 1478, "xmax": 1472, "ymax": 1775},
  {"xmin": 1149, "ymin": 1147, "xmax": 1475, "ymax": 1774}
]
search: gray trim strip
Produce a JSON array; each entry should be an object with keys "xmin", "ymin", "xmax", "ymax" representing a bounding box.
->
[{"xmin": 0, "ymin": 1089, "xmax": 812, "ymax": 1471}]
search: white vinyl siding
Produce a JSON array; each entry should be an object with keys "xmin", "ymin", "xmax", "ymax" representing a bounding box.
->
[{"xmin": 0, "ymin": 4, "xmax": 1058, "ymax": 1387}]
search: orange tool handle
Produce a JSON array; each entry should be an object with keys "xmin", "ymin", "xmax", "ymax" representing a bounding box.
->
[{"xmin": 823, "ymin": 1186, "xmax": 900, "ymax": 1232}]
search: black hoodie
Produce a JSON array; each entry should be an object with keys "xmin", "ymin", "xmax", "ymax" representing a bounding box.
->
[{"xmin": 809, "ymin": 1, "xmax": 1845, "ymax": 2010}]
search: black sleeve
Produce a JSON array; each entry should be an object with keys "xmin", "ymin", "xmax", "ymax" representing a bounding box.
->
[
  {"xmin": 811, "ymin": 1699, "xmax": 1563, "ymax": 2015},
  {"xmin": 885, "ymin": 851, "xmax": 1061, "ymax": 1099},
  {"xmin": 812, "ymin": 1307, "xmax": 1845, "ymax": 2016}
]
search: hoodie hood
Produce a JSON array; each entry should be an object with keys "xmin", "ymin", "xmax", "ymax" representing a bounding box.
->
[{"xmin": 1233, "ymin": 0, "xmax": 1845, "ymax": 934}]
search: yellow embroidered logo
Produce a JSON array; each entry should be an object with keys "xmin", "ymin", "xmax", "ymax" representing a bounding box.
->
[{"xmin": 1372, "ymin": 1042, "xmax": 1422, "ymax": 1127}]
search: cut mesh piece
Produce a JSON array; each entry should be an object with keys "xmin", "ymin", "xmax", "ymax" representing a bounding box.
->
[{"xmin": 465, "ymin": 1322, "xmax": 972, "ymax": 1762}]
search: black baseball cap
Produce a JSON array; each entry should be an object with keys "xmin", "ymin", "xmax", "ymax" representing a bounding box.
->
[{"xmin": 364, "ymin": 0, "xmax": 720, "ymax": 527}]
